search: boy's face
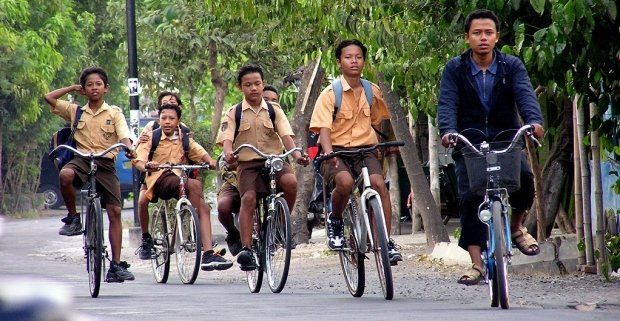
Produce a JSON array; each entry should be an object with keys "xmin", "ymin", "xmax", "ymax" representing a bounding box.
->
[
  {"xmin": 83, "ymin": 73, "xmax": 108, "ymax": 101},
  {"xmin": 337, "ymin": 45, "xmax": 365, "ymax": 78},
  {"xmin": 238, "ymin": 72, "xmax": 264, "ymax": 105},
  {"xmin": 160, "ymin": 95, "xmax": 179, "ymax": 107},
  {"xmin": 262, "ymin": 90, "xmax": 279, "ymax": 103},
  {"xmin": 466, "ymin": 18, "xmax": 499, "ymax": 56},
  {"xmin": 159, "ymin": 108, "xmax": 180, "ymax": 136}
]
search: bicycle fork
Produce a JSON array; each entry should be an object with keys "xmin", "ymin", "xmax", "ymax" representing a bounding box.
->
[{"xmin": 358, "ymin": 167, "xmax": 388, "ymax": 254}]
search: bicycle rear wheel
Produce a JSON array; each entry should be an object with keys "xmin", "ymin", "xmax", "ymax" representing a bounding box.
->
[
  {"xmin": 339, "ymin": 198, "xmax": 365, "ymax": 297},
  {"xmin": 150, "ymin": 203, "xmax": 170, "ymax": 283},
  {"xmin": 174, "ymin": 204, "xmax": 202, "ymax": 284},
  {"xmin": 265, "ymin": 197, "xmax": 291, "ymax": 293},
  {"xmin": 247, "ymin": 208, "xmax": 264, "ymax": 293},
  {"xmin": 491, "ymin": 200, "xmax": 509, "ymax": 309},
  {"xmin": 368, "ymin": 196, "xmax": 393, "ymax": 300},
  {"xmin": 86, "ymin": 199, "xmax": 103, "ymax": 298}
]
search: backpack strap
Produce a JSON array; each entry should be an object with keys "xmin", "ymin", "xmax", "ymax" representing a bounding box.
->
[
  {"xmin": 233, "ymin": 103, "xmax": 243, "ymax": 141},
  {"xmin": 233, "ymin": 102, "xmax": 277, "ymax": 141},
  {"xmin": 151, "ymin": 120, "xmax": 160, "ymax": 131},
  {"xmin": 332, "ymin": 78, "xmax": 374, "ymax": 120},
  {"xmin": 148, "ymin": 128, "xmax": 163, "ymax": 162},
  {"xmin": 70, "ymin": 106, "xmax": 84, "ymax": 134},
  {"xmin": 180, "ymin": 125, "xmax": 191, "ymax": 163}
]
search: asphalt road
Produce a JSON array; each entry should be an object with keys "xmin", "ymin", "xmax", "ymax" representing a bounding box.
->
[{"xmin": 0, "ymin": 213, "xmax": 618, "ymax": 321}]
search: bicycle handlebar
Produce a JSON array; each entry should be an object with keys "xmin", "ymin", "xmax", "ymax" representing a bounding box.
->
[
  {"xmin": 154, "ymin": 163, "xmax": 211, "ymax": 171},
  {"xmin": 315, "ymin": 141, "xmax": 405, "ymax": 164},
  {"xmin": 52, "ymin": 143, "xmax": 128, "ymax": 159},
  {"xmin": 232, "ymin": 144, "xmax": 301, "ymax": 159},
  {"xmin": 447, "ymin": 125, "xmax": 541, "ymax": 156}
]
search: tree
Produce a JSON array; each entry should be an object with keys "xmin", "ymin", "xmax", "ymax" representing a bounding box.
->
[{"xmin": 0, "ymin": 0, "xmax": 94, "ymax": 214}]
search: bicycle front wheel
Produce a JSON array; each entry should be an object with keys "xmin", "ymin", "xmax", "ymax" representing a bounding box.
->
[
  {"xmin": 339, "ymin": 198, "xmax": 365, "ymax": 297},
  {"xmin": 174, "ymin": 204, "xmax": 202, "ymax": 284},
  {"xmin": 150, "ymin": 203, "xmax": 170, "ymax": 283},
  {"xmin": 86, "ymin": 199, "xmax": 103, "ymax": 298},
  {"xmin": 368, "ymin": 196, "xmax": 393, "ymax": 300},
  {"xmin": 265, "ymin": 197, "xmax": 292, "ymax": 293},
  {"xmin": 491, "ymin": 200, "xmax": 509, "ymax": 309},
  {"xmin": 247, "ymin": 208, "xmax": 264, "ymax": 293}
]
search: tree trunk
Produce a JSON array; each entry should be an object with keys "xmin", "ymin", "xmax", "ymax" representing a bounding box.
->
[
  {"xmin": 590, "ymin": 102, "xmax": 607, "ymax": 275},
  {"xmin": 408, "ymin": 111, "xmax": 423, "ymax": 233},
  {"xmin": 526, "ymin": 138, "xmax": 546, "ymax": 241},
  {"xmin": 524, "ymin": 99, "xmax": 572, "ymax": 238},
  {"xmin": 290, "ymin": 57, "xmax": 324, "ymax": 244},
  {"xmin": 576, "ymin": 98, "xmax": 595, "ymax": 267},
  {"xmin": 428, "ymin": 116, "xmax": 440, "ymax": 209},
  {"xmin": 208, "ymin": 40, "xmax": 229, "ymax": 149},
  {"xmin": 0, "ymin": 113, "xmax": 4, "ymax": 215},
  {"xmin": 388, "ymin": 154, "xmax": 401, "ymax": 235},
  {"xmin": 555, "ymin": 205, "xmax": 575, "ymax": 234},
  {"xmin": 573, "ymin": 95, "xmax": 586, "ymax": 265},
  {"xmin": 377, "ymin": 74, "xmax": 449, "ymax": 246}
]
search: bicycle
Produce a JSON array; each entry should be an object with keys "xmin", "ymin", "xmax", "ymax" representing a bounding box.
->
[
  {"xmin": 148, "ymin": 163, "xmax": 211, "ymax": 284},
  {"xmin": 447, "ymin": 124, "xmax": 541, "ymax": 309},
  {"xmin": 231, "ymin": 144, "xmax": 300, "ymax": 293},
  {"xmin": 315, "ymin": 141, "xmax": 404, "ymax": 300},
  {"xmin": 51, "ymin": 143, "xmax": 128, "ymax": 298}
]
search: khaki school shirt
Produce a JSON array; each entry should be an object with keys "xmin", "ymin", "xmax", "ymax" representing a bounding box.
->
[
  {"xmin": 309, "ymin": 76, "xmax": 390, "ymax": 147},
  {"xmin": 135, "ymin": 128, "xmax": 208, "ymax": 200},
  {"xmin": 51, "ymin": 99, "xmax": 131, "ymax": 159},
  {"xmin": 216, "ymin": 99, "xmax": 294, "ymax": 162}
]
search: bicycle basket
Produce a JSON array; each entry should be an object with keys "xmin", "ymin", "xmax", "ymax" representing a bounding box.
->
[{"xmin": 461, "ymin": 141, "xmax": 523, "ymax": 196}]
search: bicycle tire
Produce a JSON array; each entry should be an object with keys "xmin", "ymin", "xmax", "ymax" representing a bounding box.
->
[
  {"xmin": 338, "ymin": 198, "xmax": 365, "ymax": 297},
  {"xmin": 491, "ymin": 200, "xmax": 509, "ymax": 309},
  {"xmin": 247, "ymin": 208, "xmax": 264, "ymax": 293},
  {"xmin": 368, "ymin": 196, "xmax": 394, "ymax": 300},
  {"xmin": 265, "ymin": 197, "xmax": 292, "ymax": 293},
  {"xmin": 86, "ymin": 199, "xmax": 103, "ymax": 298},
  {"xmin": 150, "ymin": 203, "xmax": 170, "ymax": 283},
  {"xmin": 174, "ymin": 204, "xmax": 202, "ymax": 284}
]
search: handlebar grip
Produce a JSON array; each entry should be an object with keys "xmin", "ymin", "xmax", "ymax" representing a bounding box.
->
[{"xmin": 379, "ymin": 141, "xmax": 405, "ymax": 148}]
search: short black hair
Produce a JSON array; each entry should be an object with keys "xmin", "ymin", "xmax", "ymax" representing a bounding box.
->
[
  {"xmin": 263, "ymin": 85, "xmax": 278, "ymax": 96},
  {"xmin": 335, "ymin": 39, "xmax": 367, "ymax": 60},
  {"xmin": 158, "ymin": 103, "xmax": 182, "ymax": 118},
  {"xmin": 79, "ymin": 67, "xmax": 108, "ymax": 88},
  {"xmin": 237, "ymin": 64, "xmax": 264, "ymax": 85},
  {"xmin": 464, "ymin": 9, "xmax": 500, "ymax": 33},
  {"xmin": 157, "ymin": 91, "xmax": 183, "ymax": 107}
]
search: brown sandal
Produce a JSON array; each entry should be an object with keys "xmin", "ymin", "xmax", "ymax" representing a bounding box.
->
[
  {"xmin": 511, "ymin": 226, "xmax": 540, "ymax": 256},
  {"xmin": 457, "ymin": 264, "xmax": 484, "ymax": 285}
]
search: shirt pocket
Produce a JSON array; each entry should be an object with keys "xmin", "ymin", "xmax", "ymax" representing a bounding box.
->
[
  {"xmin": 101, "ymin": 124, "xmax": 116, "ymax": 141},
  {"xmin": 335, "ymin": 108, "xmax": 353, "ymax": 123},
  {"xmin": 262, "ymin": 119, "xmax": 278, "ymax": 138}
]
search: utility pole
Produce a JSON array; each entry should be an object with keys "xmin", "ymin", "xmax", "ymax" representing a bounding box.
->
[{"xmin": 127, "ymin": 0, "xmax": 141, "ymax": 247}]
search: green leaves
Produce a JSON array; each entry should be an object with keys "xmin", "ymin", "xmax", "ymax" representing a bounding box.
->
[{"xmin": 530, "ymin": 0, "xmax": 546, "ymax": 15}]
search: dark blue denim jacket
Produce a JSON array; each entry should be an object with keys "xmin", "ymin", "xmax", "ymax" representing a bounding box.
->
[{"xmin": 437, "ymin": 49, "xmax": 543, "ymax": 145}]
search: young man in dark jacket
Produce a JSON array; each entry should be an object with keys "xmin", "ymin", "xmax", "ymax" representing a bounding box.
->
[{"xmin": 437, "ymin": 9, "xmax": 545, "ymax": 285}]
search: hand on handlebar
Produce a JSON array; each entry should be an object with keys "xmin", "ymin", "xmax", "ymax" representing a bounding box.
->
[
  {"xmin": 531, "ymin": 124, "xmax": 545, "ymax": 139},
  {"xmin": 224, "ymin": 150, "xmax": 238, "ymax": 164},
  {"xmin": 145, "ymin": 160, "xmax": 161, "ymax": 172},
  {"xmin": 441, "ymin": 133, "xmax": 457, "ymax": 148},
  {"xmin": 125, "ymin": 148, "xmax": 136, "ymax": 159},
  {"xmin": 294, "ymin": 151, "xmax": 310, "ymax": 166}
]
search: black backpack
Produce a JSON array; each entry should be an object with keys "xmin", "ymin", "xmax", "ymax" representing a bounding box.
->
[
  {"xmin": 233, "ymin": 102, "xmax": 277, "ymax": 141},
  {"xmin": 148, "ymin": 125, "xmax": 198, "ymax": 179},
  {"xmin": 48, "ymin": 106, "xmax": 84, "ymax": 170}
]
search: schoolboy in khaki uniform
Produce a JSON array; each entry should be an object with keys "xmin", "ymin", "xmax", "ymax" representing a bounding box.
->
[
  {"xmin": 134, "ymin": 104, "xmax": 232, "ymax": 271},
  {"xmin": 310, "ymin": 39, "xmax": 402, "ymax": 264},
  {"xmin": 219, "ymin": 64, "xmax": 308, "ymax": 271},
  {"xmin": 44, "ymin": 67, "xmax": 136, "ymax": 282}
]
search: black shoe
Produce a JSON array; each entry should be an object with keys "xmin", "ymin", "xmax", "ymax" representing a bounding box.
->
[
  {"xmin": 201, "ymin": 251, "xmax": 233, "ymax": 271},
  {"xmin": 105, "ymin": 261, "xmax": 135, "ymax": 283},
  {"xmin": 388, "ymin": 239, "xmax": 402, "ymax": 265},
  {"xmin": 237, "ymin": 247, "xmax": 257, "ymax": 271},
  {"xmin": 326, "ymin": 214, "xmax": 344, "ymax": 250},
  {"xmin": 59, "ymin": 215, "xmax": 82, "ymax": 236},
  {"xmin": 225, "ymin": 230, "xmax": 242, "ymax": 256},
  {"xmin": 136, "ymin": 236, "xmax": 154, "ymax": 260}
]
